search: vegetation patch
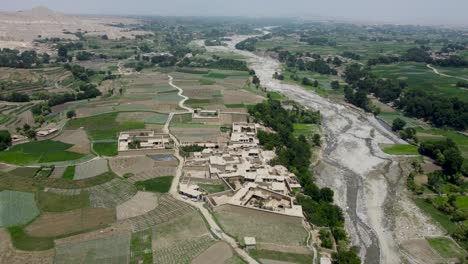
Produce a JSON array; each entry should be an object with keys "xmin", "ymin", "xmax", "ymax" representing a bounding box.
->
[
  {"xmin": 62, "ymin": 165, "xmax": 75, "ymax": 180},
  {"xmin": 427, "ymin": 237, "xmax": 466, "ymax": 259},
  {"xmin": 7, "ymin": 226, "xmax": 54, "ymax": 251},
  {"xmin": 40, "ymin": 170, "xmax": 116, "ymax": 189},
  {"xmin": 199, "ymin": 183, "xmax": 226, "ymax": 193},
  {"xmin": 130, "ymin": 229, "xmax": 153, "ymax": 264},
  {"xmin": 381, "ymin": 144, "xmax": 419, "ymax": 155},
  {"xmin": 36, "ymin": 191, "xmax": 90, "ymax": 212},
  {"xmin": 93, "ymin": 141, "xmax": 118, "ymax": 156},
  {"xmin": 0, "ymin": 140, "xmax": 86, "ymax": 165},
  {"xmin": 414, "ymin": 198, "xmax": 457, "ymax": 233},
  {"xmin": 0, "ymin": 190, "xmax": 40, "ymax": 227},
  {"xmin": 134, "ymin": 176, "xmax": 173, "ymax": 193},
  {"xmin": 66, "ymin": 112, "xmax": 145, "ymax": 140},
  {"xmin": 248, "ymin": 249, "xmax": 313, "ymax": 264}
]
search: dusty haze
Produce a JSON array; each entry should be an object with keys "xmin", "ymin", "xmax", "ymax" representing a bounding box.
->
[{"xmin": 1, "ymin": 0, "xmax": 468, "ymax": 26}]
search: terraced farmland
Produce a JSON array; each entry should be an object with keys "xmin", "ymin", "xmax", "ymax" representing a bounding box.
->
[{"xmin": 0, "ymin": 190, "xmax": 40, "ymax": 227}]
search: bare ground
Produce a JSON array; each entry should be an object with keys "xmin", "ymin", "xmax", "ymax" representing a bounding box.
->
[
  {"xmin": 116, "ymin": 191, "xmax": 158, "ymax": 220},
  {"xmin": 191, "ymin": 241, "xmax": 233, "ymax": 264}
]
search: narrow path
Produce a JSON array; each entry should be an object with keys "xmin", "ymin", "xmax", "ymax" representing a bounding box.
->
[
  {"xmin": 164, "ymin": 74, "xmax": 258, "ymax": 264},
  {"xmin": 427, "ymin": 64, "xmax": 468, "ymax": 82}
]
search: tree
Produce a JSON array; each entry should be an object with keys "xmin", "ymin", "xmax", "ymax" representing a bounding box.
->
[
  {"xmin": 313, "ymin": 134, "xmax": 321, "ymax": 146},
  {"xmin": 443, "ymin": 148, "xmax": 464, "ymax": 175},
  {"xmin": 66, "ymin": 110, "xmax": 76, "ymax": 119},
  {"xmin": 392, "ymin": 118, "xmax": 406, "ymax": 131},
  {"xmin": 331, "ymin": 81, "xmax": 340, "ymax": 90},
  {"xmin": 252, "ymin": 75, "xmax": 260, "ymax": 88},
  {"xmin": 332, "ymin": 248, "xmax": 361, "ymax": 264},
  {"xmin": 25, "ymin": 129, "xmax": 36, "ymax": 140},
  {"xmin": 313, "ymin": 80, "xmax": 319, "ymax": 87},
  {"xmin": 58, "ymin": 45, "xmax": 68, "ymax": 58},
  {"xmin": 0, "ymin": 130, "xmax": 12, "ymax": 151}
]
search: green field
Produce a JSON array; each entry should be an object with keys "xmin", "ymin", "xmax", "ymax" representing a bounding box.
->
[
  {"xmin": 198, "ymin": 183, "xmax": 226, "ymax": 193},
  {"xmin": 0, "ymin": 190, "xmax": 40, "ymax": 227},
  {"xmin": 0, "ymin": 140, "xmax": 86, "ymax": 165},
  {"xmin": 93, "ymin": 141, "xmax": 118, "ymax": 156},
  {"xmin": 130, "ymin": 229, "xmax": 153, "ymax": 264},
  {"xmin": 66, "ymin": 112, "xmax": 145, "ymax": 140},
  {"xmin": 414, "ymin": 198, "xmax": 457, "ymax": 233},
  {"xmin": 134, "ymin": 176, "xmax": 174, "ymax": 193},
  {"xmin": 63, "ymin": 165, "xmax": 75, "ymax": 180},
  {"xmin": 372, "ymin": 62, "xmax": 468, "ymax": 101},
  {"xmin": 381, "ymin": 144, "xmax": 419, "ymax": 155},
  {"xmin": 427, "ymin": 237, "xmax": 466, "ymax": 259},
  {"xmin": 7, "ymin": 226, "xmax": 55, "ymax": 251},
  {"xmin": 416, "ymin": 128, "xmax": 468, "ymax": 159},
  {"xmin": 248, "ymin": 249, "xmax": 313, "ymax": 264},
  {"xmin": 36, "ymin": 191, "xmax": 90, "ymax": 212}
]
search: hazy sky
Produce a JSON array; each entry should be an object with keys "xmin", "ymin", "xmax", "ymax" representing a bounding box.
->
[{"xmin": 2, "ymin": 0, "xmax": 468, "ymax": 26}]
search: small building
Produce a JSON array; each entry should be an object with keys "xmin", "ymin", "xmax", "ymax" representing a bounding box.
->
[
  {"xmin": 118, "ymin": 131, "xmax": 173, "ymax": 152},
  {"xmin": 36, "ymin": 128, "xmax": 58, "ymax": 137},
  {"xmin": 244, "ymin": 237, "xmax": 256, "ymax": 249},
  {"xmin": 179, "ymin": 184, "xmax": 203, "ymax": 200}
]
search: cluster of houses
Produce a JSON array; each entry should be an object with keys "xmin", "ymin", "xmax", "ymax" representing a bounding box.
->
[
  {"xmin": 181, "ymin": 122, "xmax": 304, "ymax": 218},
  {"xmin": 118, "ymin": 131, "xmax": 173, "ymax": 151}
]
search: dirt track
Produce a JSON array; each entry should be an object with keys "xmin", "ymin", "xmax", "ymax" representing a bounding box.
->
[{"xmin": 199, "ymin": 35, "xmax": 443, "ymax": 264}]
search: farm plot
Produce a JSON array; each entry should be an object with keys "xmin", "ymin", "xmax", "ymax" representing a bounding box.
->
[
  {"xmin": 54, "ymin": 129, "xmax": 91, "ymax": 154},
  {"xmin": 152, "ymin": 209, "xmax": 214, "ymax": 264},
  {"xmin": 214, "ymin": 205, "xmax": 308, "ymax": 247},
  {"xmin": 124, "ymin": 195, "xmax": 195, "ymax": 232},
  {"xmin": 222, "ymin": 90, "xmax": 264, "ymax": 105},
  {"xmin": 152, "ymin": 235, "xmax": 214, "ymax": 264},
  {"xmin": 0, "ymin": 229, "xmax": 54, "ymax": 264},
  {"xmin": 0, "ymin": 140, "xmax": 86, "ymax": 165},
  {"xmin": 116, "ymin": 192, "xmax": 158, "ymax": 220},
  {"xmin": 116, "ymin": 112, "xmax": 168, "ymax": 124},
  {"xmin": 25, "ymin": 208, "xmax": 116, "ymax": 237},
  {"xmin": 74, "ymin": 159, "xmax": 109, "ymax": 180},
  {"xmin": 0, "ymin": 190, "xmax": 39, "ymax": 227},
  {"xmin": 191, "ymin": 241, "xmax": 233, "ymax": 264},
  {"xmin": 48, "ymin": 178, "xmax": 137, "ymax": 208},
  {"xmin": 109, "ymin": 156, "xmax": 177, "ymax": 183},
  {"xmin": 170, "ymin": 127, "xmax": 224, "ymax": 144},
  {"xmin": 54, "ymin": 233, "xmax": 131, "ymax": 264},
  {"xmin": 130, "ymin": 229, "xmax": 153, "ymax": 264}
]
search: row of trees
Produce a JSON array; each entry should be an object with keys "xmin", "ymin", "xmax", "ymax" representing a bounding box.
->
[
  {"xmin": 0, "ymin": 48, "xmax": 50, "ymax": 68},
  {"xmin": 249, "ymin": 99, "xmax": 360, "ymax": 262}
]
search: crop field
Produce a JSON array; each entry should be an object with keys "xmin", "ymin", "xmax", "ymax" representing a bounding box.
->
[
  {"xmin": 134, "ymin": 176, "xmax": 173, "ymax": 193},
  {"xmin": 0, "ymin": 103, "xmax": 35, "ymax": 130},
  {"xmin": 214, "ymin": 205, "xmax": 308, "ymax": 247},
  {"xmin": 0, "ymin": 140, "xmax": 86, "ymax": 165},
  {"xmin": 415, "ymin": 128, "xmax": 468, "ymax": 159},
  {"xmin": 36, "ymin": 191, "xmax": 90, "ymax": 212},
  {"xmin": 116, "ymin": 192, "xmax": 158, "ymax": 220},
  {"xmin": 199, "ymin": 183, "xmax": 226, "ymax": 193},
  {"xmin": 93, "ymin": 141, "xmax": 118, "ymax": 156},
  {"xmin": 248, "ymin": 249, "xmax": 313, "ymax": 264},
  {"xmin": 116, "ymin": 112, "xmax": 168, "ymax": 124},
  {"xmin": 380, "ymin": 144, "xmax": 419, "ymax": 155},
  {"xmin": 54, "ymin": 129, "xmax": 91, "ymax": 154},
  {"xmin": 124, "ymin": 195, "xmax": 195, "ymax": 232},
  {"xmin": 66, "ymin": 112, "xmax": 146, "ymax": 140},
  {"xmin": 54, "ymin": 232, "xmax": 131, "ymax": 264},
  {"xmin": 109, "ymin": 156, "xmax": 177, "ymax": 182},
  {"xmin": 427, "ymin": 237, "xmax": 466, "ymax": 260},
  {"xmin": 25, "ymin": 208, "xmax": 116, "ymax": 237},
  {"xmin": 0, "ymin": 190, "xmax": 39, "ymax": 227},
  {"xmin": 74, "ymin": 159, "xmax": 109, "ymax": 180},
  {"xmin": 192, "ymin": 241, "xmax": 234, "ymax": 264},
  {"xmin": 152, "ymin": 210, "xmax": 214, "ymax": 264},
  {"xmin": 48, "ymin": 178, "xmax": 137, "ymax": 208},
  {"xmin": 372, "ymin": 62, "xmax": 468, "ymax": 100},
  {"xmin": 153, "ymin": 235, "xmax": 215, "ymax": 264},
  {"xmin": 130, "ymin": 229, "xmax": 153, "ymax": 264}
]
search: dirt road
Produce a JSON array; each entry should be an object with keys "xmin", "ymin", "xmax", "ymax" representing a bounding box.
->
[{"xmin": 198, "ymin": 35, "xmax": 443, "ymax": 263}]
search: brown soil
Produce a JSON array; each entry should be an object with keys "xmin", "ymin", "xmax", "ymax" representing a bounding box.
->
[
  {"xmin": 223, "ymin": 90, "xmax": 265, "ymax": 104},
  {"xmin": 54, "ymin": 129, "xmax": 90, "ymax": 154},
  {"xmin": 25, "ymin": 208, "xmax": 116, "ymax": 237},
  {"xmin": 109, "ymin": 156, "xmax": 177, "ymax": 182},
  {"xmin": 49, "ymin": 166, "xmax": 66, "ymax": 179},
  {"xmin": 400, "ymin": 239, "xmax": 443, "ymax": 264},
  {"xmin": 116, "ymin": 192, "xmax": 158, "ymax": 220}
]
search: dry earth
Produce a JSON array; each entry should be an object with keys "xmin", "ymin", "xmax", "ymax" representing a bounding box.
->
[
  {"xmin": 54, "ymin": 129, "xmax": 90, "ymax": 154},
  {"xmin": 191, "ymin": 241, "xmax": 233, "ymax": 264},
  {"xmin": 116, "ymin": 191, "xmax": 158, "ymax": 220}
]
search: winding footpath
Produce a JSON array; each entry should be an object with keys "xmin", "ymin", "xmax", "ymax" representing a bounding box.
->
[
  {"xmin": 197, "ymin": 35, "xmax": 444, "ymax": 264},
  {"xmin": 163, "ymin": 75, "xmax": 259, "ymax": 264}
]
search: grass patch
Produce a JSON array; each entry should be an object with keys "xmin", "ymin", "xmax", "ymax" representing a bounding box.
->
[
  {"xmin": 93, "ymin": 141, "xmax": 118, "ymax": 156},
  {"xmin": 0, "ymin": 140, "xmax": 86, "ymax": 165},
  {"xmin": 267, "ymin": 91, "xmax": 286, "ymax": 100},
  {"xmin": 199, "ymin": 184, "xmax": 226, "ymax": 193},
  {"xmin": 134, "ymin": 176, "xmax": 173, "ymax": 193},
  {"xmin": 381, "ymin": 144, "xmax": 419, "ymax": 155},
  {"xmin": 66, "ymin": 112, "xmax": 145, "ymax": 140},
  {"xmin": 62, "ymin": 165, "xmax": 75, "ymax": 180},
  {"xmin": 7, "ymin": 226, "xmax": 54, "ymax": 251},
  {"xmin": 36, "ymin": 191, "xmax": 90, "ymax": 212},
  {"xmin": 414, "ymin": 198, "xmax": 457, "ymax": 233},
  {"xmin": 427, "ymin": 237, "xmax": 466, "ymax": 259},
  {"xmin": 10, "ymin": 167, "xmax": 39, "ymax": 177},
  {"xmin": 248, "ymin": 249, "xmax": 313, "ymax": 264}
]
